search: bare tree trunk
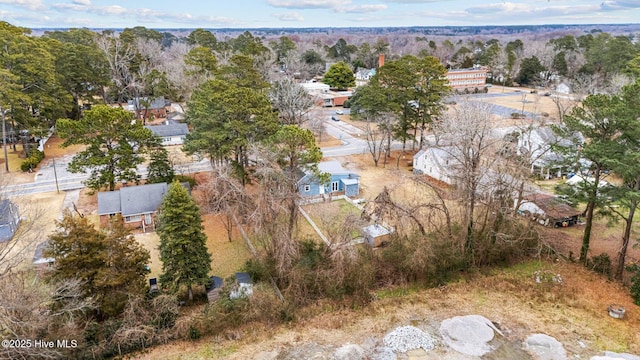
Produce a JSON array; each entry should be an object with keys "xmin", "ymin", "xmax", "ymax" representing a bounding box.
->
[
  {"xmin": 580, "ymin": 166, "xmax": 602, "ymax": 263},
  {"xmin": 615, "ymin": 176, "xmax": 640, "ymax": 280}
]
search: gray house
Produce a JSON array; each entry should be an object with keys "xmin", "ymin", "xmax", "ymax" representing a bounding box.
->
[
  {"xmin": 145, "ymin": 123, "xmax": 189, "ymax": 146},
  {"xmin": 0, "ymin": 199, "xmax": 20, "ymax": 243},
  {"xmin": 298, "ymin": 160, "xmax": 360, "ymax": 197},
  {"xmin": 516, "ymin": 126, "xmax": 584, "ymax": 179},
  {"xmin": 97, "ymin": 182, "xmax": 188, "ymax": 231}
]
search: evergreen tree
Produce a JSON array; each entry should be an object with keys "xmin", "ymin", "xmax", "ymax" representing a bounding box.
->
[
  {"xmin": 147, "ymin": 146, "xmax": 174, "ymax": 184},
  {"xmin": 157, "ymin": 181, "xmax": 211, "ymax": 301},
  {"xmin": 554, "ymin": 93, "xmax": 622, "ymax": 264},
  {"xmin": 45, "ymin": 211, "xmax": 150, "ymax": 319},
  {"xmin": 56, "ymin": 105, "xmax": 156, "ymax": 191},
  {"xmin": 323, "ymin": 61, "xmax": 355, "ymax": 90}
]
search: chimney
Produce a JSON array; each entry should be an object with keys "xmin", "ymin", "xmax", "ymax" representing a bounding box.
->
[{"xmin": 378, "ymin": 53, "xmax": 385, "ymax": 68}]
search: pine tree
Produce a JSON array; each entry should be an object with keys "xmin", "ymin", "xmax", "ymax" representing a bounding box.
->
[
  {"xmin": 157, "ymin": 181, "xmax": 212, "ymax": 301},
  {"xmin": 147, "ymin": 146, "xmax": 175, "ymax": 184},
  {"xmin": 45, "ymin": 211, "xmax": 150, "ymax": 319}
]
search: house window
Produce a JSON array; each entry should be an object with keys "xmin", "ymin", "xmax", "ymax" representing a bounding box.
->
[
  {"xmin": 304, "ymin": 185, "xmax": 311, "ymax": 192},
  {"xmin": 125, "ymin": 215, "xmax": 142, "ymax": 223},
  {"xmin": 331, "ymin": 181, "xmax": 339, "ymax": 192}
]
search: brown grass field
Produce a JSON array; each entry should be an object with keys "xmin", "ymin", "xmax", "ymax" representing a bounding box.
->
[{"xmin": 134, "ymin": 259, "xmax": 640, "ymax": 360}]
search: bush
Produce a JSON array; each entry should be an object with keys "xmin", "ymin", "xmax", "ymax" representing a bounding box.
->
[
  {"xmin": 626, "ymin": 263, "xmax": 640, "ymax": 305},
  {"xmin": 587, "ymin": 253, "xmax": 612, "ymax": 279},
  {"xmin": 173, "ymin": 174, "xmax": 197, "ymax": 189},
  {"xmin": 20, "ymin": 149, "xmax": 45, "ymax": 172}
]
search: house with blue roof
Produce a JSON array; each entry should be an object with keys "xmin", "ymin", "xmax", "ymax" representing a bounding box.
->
[{"xmin": 298, "ymin": 160, "xmax": 360, "ymax": 197}]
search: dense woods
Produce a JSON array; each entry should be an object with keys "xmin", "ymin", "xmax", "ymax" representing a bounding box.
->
[{"xmin": 2, "ymin": 20, "xmax": 640, "ymax": 359}]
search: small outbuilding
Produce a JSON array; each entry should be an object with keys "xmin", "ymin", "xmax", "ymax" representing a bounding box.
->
[
  {"xmin": 206, "ymin": 276, "xmax": 224, "ymax": 302},
  {"xmin": 516, "ymin": 193, "xmax": 581, "ymax": 227},
  {"xmin": 229, "ymin": 272, "xmax": 253, "ymax": 299},
  {"xmin": 361, "ymin": 223, "xmax": 392, "ymax": 247}
]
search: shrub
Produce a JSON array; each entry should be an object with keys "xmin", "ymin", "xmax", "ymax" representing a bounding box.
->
[
  {"xmin": 587, "ymin": 253, "xmax": 612, "ymax": 279},
  {"xmin": 20, "ymin": 149, "xmax": 45, "ymax": 172},
  {"xmin": 173, "ymin": 174, "xmax": 196, "ymax": 189},
  {"xmin": 626, "ymin": 263, "xmax": 640, "ymax": 305}
]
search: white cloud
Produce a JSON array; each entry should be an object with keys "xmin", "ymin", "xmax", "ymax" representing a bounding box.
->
[
  {"xmin": 340, "ymin": 4, "xmax": 388, "ymax": 13},
  {"xmin": 600, "ymin": 1, "xmax": 640, "ymax": 10},
  {"xmin": 0, "ymin": 0, "xmax": 45, "ymax": 11},
  {"xmin": 272, "ymin": 11, "xmax": 305, "ymax": 21},
  {"xmin": 383, "ymin": 0, "xmax": 453, "ymax": 3},
  {"xmin": 72, "ymin": 0, "xmax": 90, "ymax": 5},
  {"xmin": 267, "ymin": 0, "xmax": 347, "ymax": 9}
]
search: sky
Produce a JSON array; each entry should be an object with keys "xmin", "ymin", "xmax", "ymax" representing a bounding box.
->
[{"xmin": 1, "ymin": 0, "xmax": 640, "ymax": 29}]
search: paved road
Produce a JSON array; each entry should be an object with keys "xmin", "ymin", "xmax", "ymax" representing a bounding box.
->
[
  {"xmin": 0, "ymin": 157, "xmax": 214, "ymax": 197},
  {"xmin": 1, "ymin": 98, "xmax": 542, "ymax": 198}
]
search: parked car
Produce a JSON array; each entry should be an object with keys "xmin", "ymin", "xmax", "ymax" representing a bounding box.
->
[
  {"xmin": 335, "ymin": 109, "xmax": 344, "ymax": 115},
  {"xmin": 331, "ymin": 115, "xmax": 340, "ymax": 121}
]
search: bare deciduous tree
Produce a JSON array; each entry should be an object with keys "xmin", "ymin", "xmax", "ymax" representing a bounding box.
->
[
  {"xmin": 434, "ymin": 100, "xmax": 500, "ymax": 257},
  {"xmin": 268, "ymin": 76, "xmax": 315, "ymax": 126},
  {"xmin": 197, "ymin": 166, "xmax": 253, "ymax": 242},
  {"xmin": 364, "ymin": 115, "xmax": 390, "ymax": 167},
  {"xmin": 96, "ymin": 35, "xmax": 138, "ymax": 106}
]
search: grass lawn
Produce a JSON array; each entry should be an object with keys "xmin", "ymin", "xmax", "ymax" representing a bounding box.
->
[
  {"xmin": 203, "ymin": 213, "xmax": 252, "ymax": 279},
  {"xmin": 133, "ymin": 213, "xmax": 253, "ymax": 282},
  {"xmin": 302, "ymin": 199, "xmax": 365, "ymax": 241}
]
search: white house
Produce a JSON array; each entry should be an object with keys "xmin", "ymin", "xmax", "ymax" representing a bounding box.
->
[
  {"xmin": 145, "ymin": 123, "xmax": 189, "ymax": 146},
  {"xmin": 515, "ymin": 126, "xmax": 583, "ymax": 179},
  {"xmin": 413, "ymin": 147, "xmax": 455, "ymax": 185}
]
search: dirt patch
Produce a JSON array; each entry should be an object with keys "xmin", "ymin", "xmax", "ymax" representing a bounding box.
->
[
  {"xmin": 132, "ymin": 213, "xmax": 253, "ymax": 282},
  {"xmin": 484, "ymin": 86, "xmax": 569, "ymax": 121},
  {"xmin": 42, "ymin": 134, "xmax": 84, "ymax": 159},
  {"xmin": 331, "ymin": 151, "xmax": 421, "ymax": 202},
  {"xmin": 317, "ymin": 133, "xmax": 342, "ymax": 148},
  {"xmin": 7, "ymin": 191, "xmax": 66, "ymax": 270},
  {"xmin": 0, "ymin": 143, "xmax": 36, "ymax": 184}
]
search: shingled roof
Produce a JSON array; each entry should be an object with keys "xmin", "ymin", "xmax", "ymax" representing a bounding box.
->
[{"xmin": 97, "ymin": 183, "xmax": 170, "ymax": 216}]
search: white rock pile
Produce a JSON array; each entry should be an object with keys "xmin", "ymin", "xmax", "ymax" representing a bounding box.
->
[{"xmin": 383, "ymin": 325, "xmax": 436, "ymax": 353}]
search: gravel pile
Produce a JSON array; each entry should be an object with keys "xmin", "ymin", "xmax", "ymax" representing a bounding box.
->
[{"xmin": 383, "ymin": 325, "xmax": 436, "ymax": 353}]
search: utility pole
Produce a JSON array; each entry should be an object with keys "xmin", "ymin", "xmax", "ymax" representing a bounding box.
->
[{"xmin": 53, "ymin": 158, "xmax": 60, "ymax": 194}]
